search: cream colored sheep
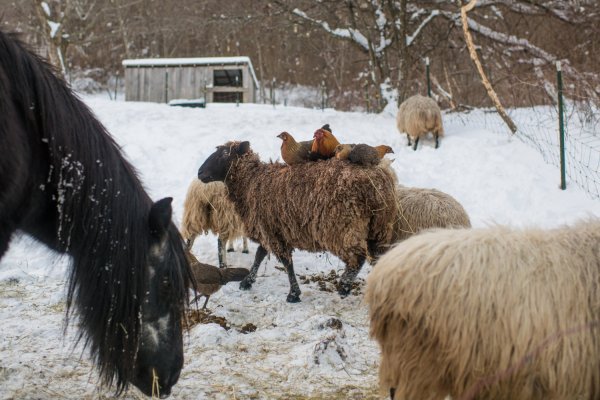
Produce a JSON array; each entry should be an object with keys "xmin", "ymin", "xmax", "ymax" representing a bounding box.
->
[
  {"xmin": 393, "ymin": 185, "xmax": 471, "ymax": 241},
  {"xmin": 367, "ymin": 219, "xmax": 600, "ymax": 400},
  {"xmin": 396, "ymin": 94, "xmax": 444, "ymax": 150},
  {"xmin": 181, "ymin": 179, "xmax": 248, "ymax": 268}
]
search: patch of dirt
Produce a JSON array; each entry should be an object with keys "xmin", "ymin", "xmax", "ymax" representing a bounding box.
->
[
  {"xmin": 298, "ymin": 270, "xmax": 364, "ymax": 295},
  {"xmin": 319, "ymin": 317, "xmax": 343, "ymax": 330},
  {"xmin": 239, "ymin": 323, "xmax": 257, "ymax": 334},
  {"xmin": 186, "ymin": 309, "xmax": 230, "ymax": 330},
  {"xmin": 186, "ymin": 310, "xmax": 257, "ymax": 334}
]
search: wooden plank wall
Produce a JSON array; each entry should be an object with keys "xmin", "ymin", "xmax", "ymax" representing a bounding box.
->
[{"xmin": 124, "ymin": 64, "xmax": 256, "ymax": 103}]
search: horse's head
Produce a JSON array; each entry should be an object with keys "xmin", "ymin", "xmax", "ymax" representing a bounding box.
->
[
  {"xmin": 198, "ymin": 141, "xmax": 250, "ymax": 183},
  {"xmin": 131, "ymin": 197, "xmax": 189, "ymax": 398}
]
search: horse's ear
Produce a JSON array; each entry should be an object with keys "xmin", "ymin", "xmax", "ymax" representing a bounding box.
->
[
  {"xmin": 237, "ymin": 141, "xmax": 250, "ymax": 155},
  {"xmin": 149, "ymin": 197, "xmax": 173, "ymax": 237}
]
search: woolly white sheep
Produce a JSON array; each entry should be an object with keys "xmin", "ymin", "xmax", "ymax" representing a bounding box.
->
[
  {"xmin": 367, "ymin": 219, "xmax": 600, "ymax": 400},
  {"xmin": 396, "ymin": 94, "xmax": 444, "ymax": 150},
  {"xmin": 393, "ymin": 185, "xmax": 471, "ymax": 241},
  {"xmin": 181, "ymin": 179, "xmax": 248, "ymax": 268}
]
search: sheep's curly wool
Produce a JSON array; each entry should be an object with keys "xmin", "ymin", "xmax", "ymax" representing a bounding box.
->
[
  {"xmin": 367, "ymin": 219, "xmax": 600, "ymax": 400},
  {"xmin": 396, "ymin": 94, "xmax": 444, "ymax": 145},
  {"xmin": 180, "ymin": 179, "xmax": 246, "ymax": 251},
  {"xmin": 392, "ymin": 185, "xmax": 471, "ymax": 241}
]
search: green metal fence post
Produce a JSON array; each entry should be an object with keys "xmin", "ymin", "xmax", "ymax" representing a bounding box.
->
[
  {"xmin": 164, "ymin": 69, "xmax": 169, "ymax": 104},
  {"xmin": 271, "ymin": 78, "xmax": 275, "ymax": 108},
  {"xmin": 557, "ymin": 61, "xmax": 566, "ymax": 190},
  {"xmin": 114, "ymin": 70, "xmax": 119, "ymax": 101},
  {"xmin": 321, "ymin": 81, "xmax": 325, "ymax": 111},
  {"xmin": 426, "ymin": 57, "xmax": 431, "ymax": 98}
]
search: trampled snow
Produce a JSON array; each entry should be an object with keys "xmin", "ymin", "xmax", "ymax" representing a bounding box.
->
[{"xmin": 1, "ymin": 96, "xmax": 599, "ymax": 399}]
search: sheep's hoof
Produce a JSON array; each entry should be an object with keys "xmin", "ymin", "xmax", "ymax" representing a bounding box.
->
[
  {"xmin": 337, "ymin": 284, "xmax": 352, "ymax": 298},
  {"xmin": 219, "ymin": 263, "xmax": 228, "ymax": 269},
  {"xmin": 242, "ymin": 250, "xmax": 249, "ymax": 254},
  {"xmin": 227, "ymin": 248, "xmax": 235, "ymax": 253},
  {"xmin": 239, "ymin": 278, "xmax": 254, "ymax": 290},
  {"xmin": 286, "ymin": 293, "xmax": 301, "ymax": 303}
]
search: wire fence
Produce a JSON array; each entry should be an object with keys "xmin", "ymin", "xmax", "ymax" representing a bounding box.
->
[{"xmin": 445, "ymin": 66, "xmax": 600, "ymax": 201}]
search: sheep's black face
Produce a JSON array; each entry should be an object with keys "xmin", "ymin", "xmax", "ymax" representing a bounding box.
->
[{"xmin": 198, "ymin": 141, "xmax": 250, "ymax": 183}]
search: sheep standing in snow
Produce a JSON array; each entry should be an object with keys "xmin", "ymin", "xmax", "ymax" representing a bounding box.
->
[
  {"xmin": 197, "ymin": 141, "xmax": 398, "ymax": 302},
  {"xmin": 366, "ymin": 219, "xmax": 600, "ymax": 400},
  {"xmin": 396, "ymin": 94, "xmax": 444, "ymax": 150},
  {"xmin": 393, "ymin": 185, "xmax": 471, "ymax": 241},
  {"xmin": 181, "ymin": 179, "xmax": 248, "ymax": 268}
]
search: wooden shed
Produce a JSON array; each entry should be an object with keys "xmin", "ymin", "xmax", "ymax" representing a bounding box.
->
[{"xmin": 122, "ymin": 56, "xmax": 258, "ymax": 104}]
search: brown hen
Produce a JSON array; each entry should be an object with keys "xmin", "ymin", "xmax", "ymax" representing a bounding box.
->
[
  {"xmin": 335, "ymin": 143, "xmax": 395, "ymax": 166},
  {"xmin": 186, "ymin": 251, "xmax": 249, "ymax": 309},
  {"xmin": 277, "ymin": 131, "xmax": 313, "ymax": 165}
]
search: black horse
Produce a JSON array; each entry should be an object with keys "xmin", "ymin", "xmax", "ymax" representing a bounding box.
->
[{"xmin": 0, "ymin": 32, "xmax": 193, "ymax": 397}]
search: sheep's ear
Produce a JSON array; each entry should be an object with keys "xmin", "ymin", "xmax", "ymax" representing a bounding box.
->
[{"xmin": 237, "ymin": 141, "xmax": 250, "ymax": 155}]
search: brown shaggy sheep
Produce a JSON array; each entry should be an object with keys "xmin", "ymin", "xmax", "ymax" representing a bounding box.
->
[
  {"xmin": 396, "ymin": 94, "xmax": 444, "ymax": 150},
  {"xmin": 366, "ymin": 219, "xmax": 600, "ymax": 400},
  {"xmin": 181, "ymin": 179, "xmax": 249, "ymax": 268},
  {"xmin": 197, "ymin": 141, "xmax": 398, "ymax": 302}
]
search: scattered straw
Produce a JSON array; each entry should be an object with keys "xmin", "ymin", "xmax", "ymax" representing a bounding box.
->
[{"xmin": 151, "ymin": 368, "xmax": 160, "ymax": 399}]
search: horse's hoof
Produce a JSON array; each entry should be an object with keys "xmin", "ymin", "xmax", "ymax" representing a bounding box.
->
[
  {"xmin": 242, "ymin": 250, "xmax": 249, "ymax": 254},
  {"xmin": 240, "ymin": 279, "xmax": 253, "ymax": 290},
  {"xmin": 286, "ymin": 293, "xmax": 301, "ymax": 303},
  {"xmin": 219, "ymin": 263, "xmax": 228, "ymax": 269},
  {"xmin": 227, "ymin": 248, "xmax": 234, "ymax": 253}
]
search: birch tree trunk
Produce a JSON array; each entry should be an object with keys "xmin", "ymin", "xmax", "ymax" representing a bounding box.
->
[{"xmin": 461, "ymin": 0, "xmax": 517, "ymax": 134}]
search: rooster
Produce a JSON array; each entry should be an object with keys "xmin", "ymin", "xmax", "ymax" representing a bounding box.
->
[
  {"xmin": 277, "ymin": 131, "xmax": 313, "ymax": 165},
  {"xmin": 311, "ymin": 124, "xmax": 340, "ymax": 159}
]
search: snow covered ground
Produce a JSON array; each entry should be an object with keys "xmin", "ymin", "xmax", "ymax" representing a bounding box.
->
[{"xmin": 1, "ymin": 95, "xmax": 599, "ymax": 399}]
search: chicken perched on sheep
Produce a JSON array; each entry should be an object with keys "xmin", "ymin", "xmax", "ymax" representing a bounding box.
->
[
  {"xmin": 311, "ymin": 124, "xmax": 340, "ymax": 159},
  {"xmin": 335, "ymin": 144, "xmax": 394, "ymax": 166},
  {"xmin": 396, "ymin": 94, "xmax": 444, "ymax": 150},
  {"xmin": 277, "ymin": 131, "xmax": 313, "ymax": 165}
]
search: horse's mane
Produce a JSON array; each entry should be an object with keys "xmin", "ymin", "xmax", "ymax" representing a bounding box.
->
[{"xmin": 0, "ymin": 32, "xmax": 190, "ymax": 392}]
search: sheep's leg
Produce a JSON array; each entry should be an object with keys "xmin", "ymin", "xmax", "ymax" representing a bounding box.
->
[
  {"xmin": 337, "ymin": 254, "xmax": 366, "ymax": 297},
  {"xmin": 406, "ymin": 133, "xmax": 412, "ymax": 146},
  {"xmin": 217, "ymin": 237, "xmax": 228, "ymax": 268},
  {"xmin": 412, "ymin": 137, "xmax": 419, "ymax": 151},
  {"xmin": 278, "ymin": 253, "xmax": 301, "ymax": 303},
  {"xmin": 242, "ymin": 237, "xmax": 249, "ymax": 254},
  {"xmin": 227, "ymin": 239, "xmax": 235, "ymax": 252},
  {"xmin": 240, "ymin": 244, "xmax": 268, "ymax": 290},
  {"xmin": 434, "ymin": 132, "xmax": 440, "ymax": 149}
]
